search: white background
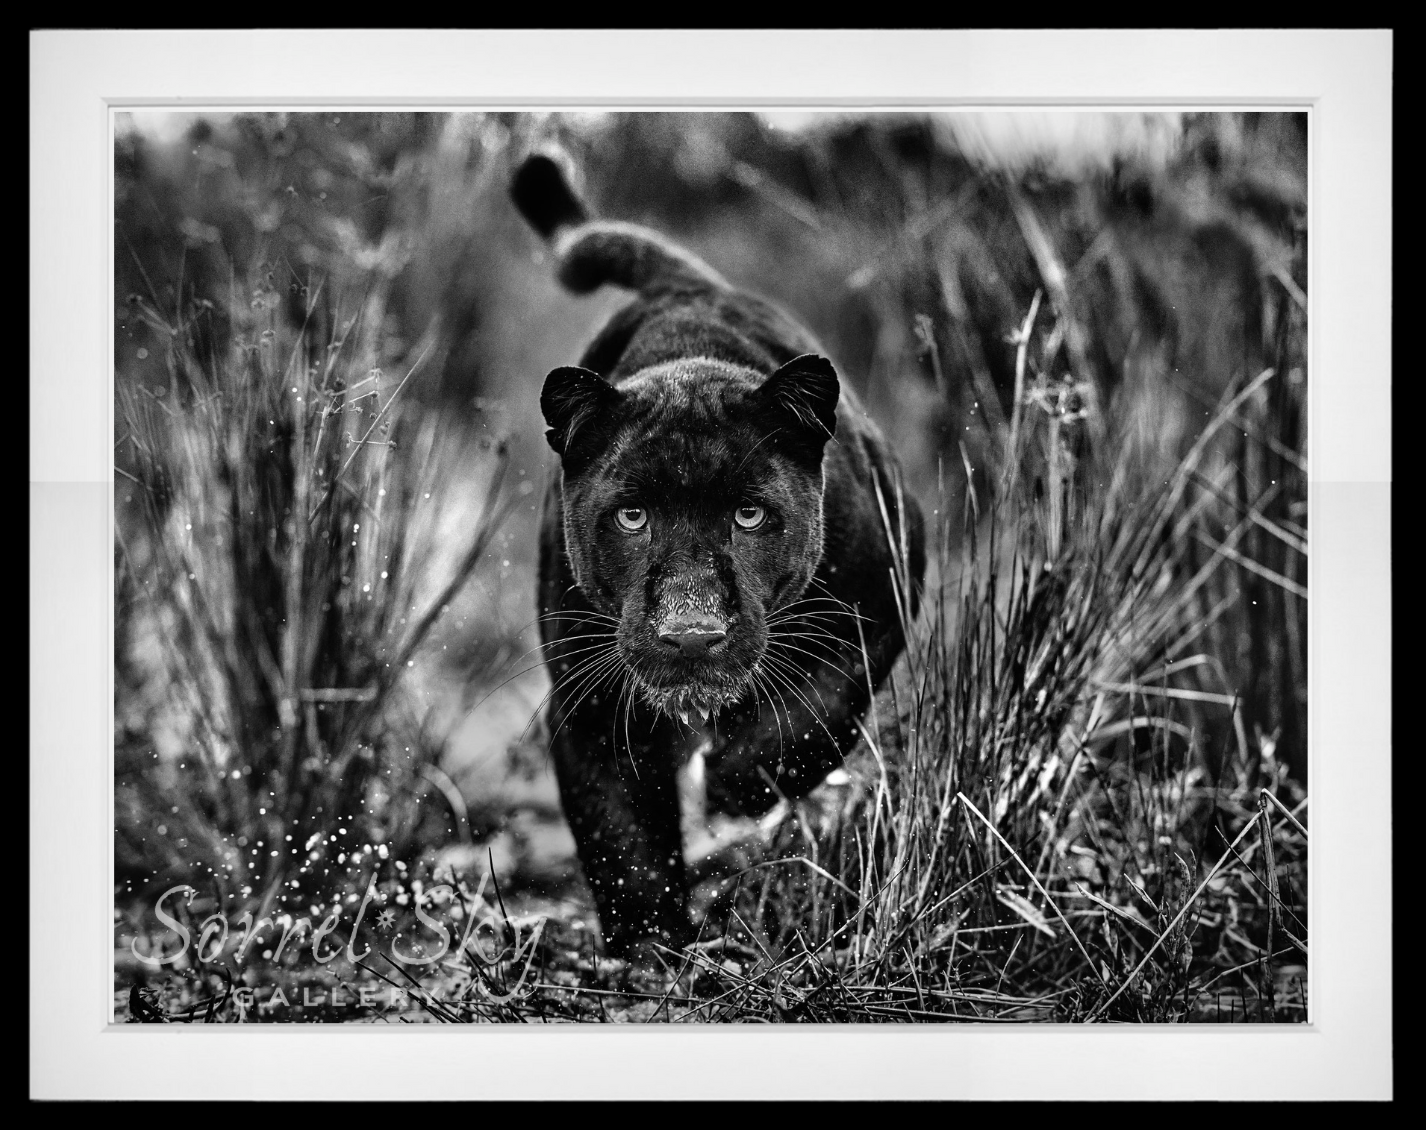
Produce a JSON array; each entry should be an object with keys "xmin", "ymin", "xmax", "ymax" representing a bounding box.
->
[{"xmin": 30, "ymin": 29, "xmax": 1392, "ymax": 1100}]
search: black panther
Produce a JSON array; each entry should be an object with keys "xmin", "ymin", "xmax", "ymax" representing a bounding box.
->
[{"xmin": 511, "ymin": 152, "xmax": 925, "ymax": 955}]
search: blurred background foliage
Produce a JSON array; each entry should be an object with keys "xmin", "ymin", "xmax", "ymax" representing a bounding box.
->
[{"xmin": 115, "ymin": 111, "xmax": 1306, "ymax": 467}]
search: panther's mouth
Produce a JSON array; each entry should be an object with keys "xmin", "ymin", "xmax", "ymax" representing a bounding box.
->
[{"xmin": 636, "ymin": 679, "xmax": 747, "ymax": 727}]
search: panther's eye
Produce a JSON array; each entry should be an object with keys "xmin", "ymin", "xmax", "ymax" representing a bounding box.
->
[
  {"xmin": 734, "ymin": 505, "xmax": 766, "ymax": 530},
  {"xmin": 615, "ymin": 507, "xmax": 648, "ymax": 532}
]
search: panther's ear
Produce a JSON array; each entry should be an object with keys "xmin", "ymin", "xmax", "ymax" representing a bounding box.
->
[
  {"xmin": 756, "ymin": 354, "xmax": 840, "ymax": 454},
  {"xmin": 541, "ymin": 366, "xmax": 623, "ymax": 465}
]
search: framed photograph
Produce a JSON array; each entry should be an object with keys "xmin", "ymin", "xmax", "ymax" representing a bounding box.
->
[{"xmin": 30, "ymin": 29, "xmax": 1392, "ymax": 1100}]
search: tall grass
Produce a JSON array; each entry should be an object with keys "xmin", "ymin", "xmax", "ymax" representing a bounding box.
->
[{"xmin": 114, "ymin": 268, "xmax": 515, "ymax": 929}]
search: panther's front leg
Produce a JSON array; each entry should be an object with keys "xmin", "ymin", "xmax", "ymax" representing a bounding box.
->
[{"xmin": 546, "ymin": 666, "xmax": 697, "ymax": 955}]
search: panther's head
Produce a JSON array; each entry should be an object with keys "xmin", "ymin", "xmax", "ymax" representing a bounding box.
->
[{"xmin": 542, "ymin": 353, "xmax": 839, "ymax": 722}]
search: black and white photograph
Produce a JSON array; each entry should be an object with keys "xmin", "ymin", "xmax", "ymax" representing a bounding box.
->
[
  {"xmin": 29, "ymin": 28, "xmax": 1392, "ymax": 1101},
  {"xmin": 112, "ymin": 107, "xmax": 1310, "ymax": 1025}
]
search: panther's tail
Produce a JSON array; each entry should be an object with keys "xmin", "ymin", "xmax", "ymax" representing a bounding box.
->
[{"xmin": 510, "ymin": 151, "xmax": 726, "ymax": 296}]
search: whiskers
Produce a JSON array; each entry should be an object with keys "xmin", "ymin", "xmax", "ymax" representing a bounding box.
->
[
  {"xmin": 463, "ymin": 607, "xmax": 621, "ymax": 720},
  {"xmin": 755, "ymin": 644, "xmax": 839, "ymax": 748},
  {"xmin": 522, "ymin": 595, "xmax": 868, "ymax": 788},
  {"xmin": 765, "ymin": 593, "xmax": 863, "ymax": 682},
  {"xmin": 534, "ymin": 637, "xmax": 625, "ymax": 743},
  {"xmin": 533, "ymin": 607, "xmax": 650, "ymax": 782},
  {"xmin": 766, "ymin": 590, "xmax": 870, "ymax": 638},
  {"xmin": 515, "ymin": 607, "xmax": 625, "ymax": 744},
  {"xmin": 740, "ymin": 596, "xmax": 868, "ymax": 757}
]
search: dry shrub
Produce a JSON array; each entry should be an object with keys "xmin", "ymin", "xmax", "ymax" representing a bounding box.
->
[{"xmin": 115, "ymin": 271, "xmax": 516, "ymax": 928}]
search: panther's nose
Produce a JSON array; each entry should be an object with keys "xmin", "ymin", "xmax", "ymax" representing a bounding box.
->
[{"xmin": 659, "ymin": 616, "xmax": 727, "ymax": 658}]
